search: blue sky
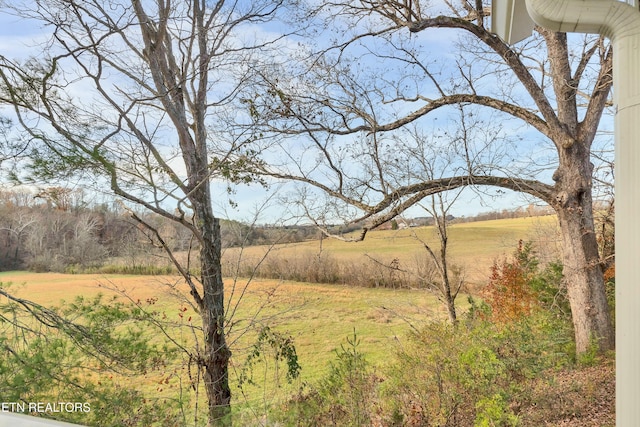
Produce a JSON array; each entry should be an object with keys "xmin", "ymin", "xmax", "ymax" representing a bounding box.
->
[{"xmin": 0, "ymin": 3, "xmax": 614, "ymax": 225}]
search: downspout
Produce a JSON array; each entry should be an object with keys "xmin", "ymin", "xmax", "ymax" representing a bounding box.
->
[{"xmin": 525, "ymin": 1, "xmax": 640, "ymax": 426}]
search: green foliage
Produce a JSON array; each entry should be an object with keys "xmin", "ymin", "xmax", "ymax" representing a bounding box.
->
[
  {"xmin": 528, "ymin": 261, "xmax": 570, "ymax": 319},
  {"xmin": 238, "ymin": 325, "xmax": 301, "ymax": 389},
  {"xmin": 380, "ymin": 311, "xmax": 573, "ymax": 426},
  {"xmin": 370, "ymin": 241, "xmax": 575, "ymax": 425},
  {"xmin": 475, "ymin": 393, "xmax": 519, "ymax": 427},
  {"xmin": 382, "ymin": 321, "xmax": 504, "ymax": 426},
  {"xmin": 209, "ymin": 149, "xmax": 267, "ymax": 187},
  {"xmin": 317, "ymin": 331, "xmax": 373, "ymax": 426},
  {"xmin": 576, "ymin": 337, "xmax": 607, "ymax": 367},
  {"xmin": 273, "ymin": 331, "xmax": 379, "ymax": 427},
  {"xmin": 0, "ymin": 283, "xmax": 186, "ymax": 426},
  {"xmin": 479, "ymin": 241, "xmax": 575, "ymax": 366},
  {"xmin": 603, "ymin": 268, "xmax": 615, "ymax": 322},
  {"xmin": 57, "ymin": 294, "xmax": 178, "ymax": 372},
  {"xmin": 0, "ymin": 239, "xmax": 583, "ymax": 425}
]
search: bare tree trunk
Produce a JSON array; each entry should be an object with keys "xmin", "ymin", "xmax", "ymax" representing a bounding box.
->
[
  {"xmin": 552, "ymin": 145, "xmax": 614, "ymax": 353},
  {"xmin": 441, "ymin": 268, "xmax": 457, "ymax": 324},
  {"xmin": 437, "ymin": 219, "xmax": 458, "ymax": 324},
  {"xmin": 558, "ymin": 212, "xmax": 614, "ymax": 353},
  {"xmin": 198, "ymin": 212, "xmax": 232, "ymax": 426},
  {"xmin": 416, "ymin": 193, "xmax": 461, "ymax": 325},
  {"xmin": 0, "ymin": 0, "xmax": 288, "ymax": 423}
]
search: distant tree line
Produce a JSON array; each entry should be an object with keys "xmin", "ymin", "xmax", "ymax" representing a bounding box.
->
[
  {"xmin": 0, "ymin": 188, "xmax": 568, "ymax": 273},
  {"xmin": 0, "ymin": 189, "xmax": 325, "ymax": 272},
  {"xmin": 455, "ymin": 205, "xmax": 555, "ymax": 224},
  {"xmin": 0, "ymin": 189, "xmax": 137, "ymax": 271},
  {"xmin": 374, "ymin": 204, "xmax": 555, "ymax": 230}
]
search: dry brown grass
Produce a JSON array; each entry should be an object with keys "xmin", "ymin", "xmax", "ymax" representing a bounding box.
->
[
  {"xmin": 223, "ymin": 215, "xmax": 561, "ymax": 290},
  {"xmin": 0, "ymin": 271, "xmax": 179, "ymax": 306}
]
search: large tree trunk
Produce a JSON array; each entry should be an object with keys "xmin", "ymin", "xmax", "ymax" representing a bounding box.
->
[{"xmin": 552, "ymin": 145, "xmax": 614, "ymax": 354}]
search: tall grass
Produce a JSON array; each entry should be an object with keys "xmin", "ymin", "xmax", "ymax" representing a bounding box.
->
[
  {"xmin": 62, "ymin": 263, "xmax": 177, "ymax": 275},
  {"xmin": 222, "ymin": 216, "xmax": 561, "ymax": 288},
  {"xmin": 223, "ymin": 249, "xmax": 430, "ymax": 289}
]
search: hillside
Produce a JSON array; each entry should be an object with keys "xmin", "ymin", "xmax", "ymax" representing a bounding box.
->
[
  {"xmin": 224, "ymin": 215, "xmax": 561, "ymax": 288},
  {"xmin": 0, "ymin": 213, "xmax": 615, "ymax": 427}
]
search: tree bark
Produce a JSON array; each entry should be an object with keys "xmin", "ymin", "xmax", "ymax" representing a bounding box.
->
[
  {"xmin": 437, "ymin": 215, "xmax": 458, "ymax": 325},
  {"xmin": 551, "ymin": 145, "xmax": 614, "ymax": 353},
  {"xmin": 443, "ymin": 285, "xmax": 457, "ymax": 324},
  {"xmin": 195, "ymin": 199, "xmax": 232, "ymax": 426}
]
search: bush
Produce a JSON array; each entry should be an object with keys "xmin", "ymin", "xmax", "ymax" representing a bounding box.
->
[
  {"xmin": 381, "ymin": 321, "xmax": 511, "ymax": 426},
  {"xmin": 482, "ymin": 241, "xmax": 573, "ymax": 331},
  {"xmin": 276, "ymin": 319, "xmax": 559, "ymax": 426},
  {"xmin": 380, "ymin": 313, "xmax": 572, "ymax": 427},
  {"xmin": 273, "ymin": 331, "xmax": 381, "ymax": 427},
  {"xmin": 0, "ymin": 287, "xmax": 186, "ymax": 426},
  {"xmin": 475, "ymin": 393, "xmax": 519, "ymax": 427},
  {"xmin": 482, "ymin": 241, "xmax": 539, "ymax": 324}
]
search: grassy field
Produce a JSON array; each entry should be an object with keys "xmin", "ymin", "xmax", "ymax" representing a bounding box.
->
[
  {"xmin": 0, "ymin": 270, "xmax": 449, "ymax": 419},
  {"xmin": 227, "ymin": 215, "xmax": 561, "ymax": 286},
  {"xmin": 0, "ymin": 216, "xmax": 565, "ymax": 422},
  {"xmin": 0, "ymin": 270, "xmax": 445, "ymax": 371},
  {"xmin": 0, "ymin": 216, "xmax": 558, "ymax": 376}
]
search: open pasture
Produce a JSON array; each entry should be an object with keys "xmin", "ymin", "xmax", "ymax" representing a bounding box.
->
[
  {"xmin": 0, "ymin": 271, "xmax": 443, "ymax": 386},
  {"xmin": 0, "ymin": 216, "xmax": 558, "ymax": 384},
  {"xmin": 0, "ymin": 216, "xmax": 607, "ymax": 425},
  {"xmin": 227, "ymin": 215, "xmax": 561, "ymax": 286},
  {"xmin": 0, "ymin": 271, "xmax": 449, "ymax": 422},
  {"xmin": 0, "ymin": 216, "xmax": 560, "ymax": 420}
]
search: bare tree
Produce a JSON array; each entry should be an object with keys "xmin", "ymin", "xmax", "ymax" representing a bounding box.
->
[
  {"xmin": 412, "ymin": 193, "xmax": 464, "ymax": 324},
  {"xmin": 247, "ymin": 1, "xmax": 614, "ymax": 354},
  {"xmin": 390, "ymin": 116, "xmax": 472, "ymax": 324},
  {"xmin": 0, "ymin": 207, "xmax": 35, "ymax": 269},
  {"xmin": 0, "ymin": 0, "xmax": 288, "ymax": 424}
]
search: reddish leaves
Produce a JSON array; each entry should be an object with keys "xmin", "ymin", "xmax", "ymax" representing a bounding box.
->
[{"xmin": 482, "ymin": 241, "xmax": 539, "ymax": 324}]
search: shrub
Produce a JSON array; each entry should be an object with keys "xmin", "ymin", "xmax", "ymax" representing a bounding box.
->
[
  {"xmin": 273, "ymin": 331, "xmax": 380, "ymax": 427},
  {"xmin": 482, "ymin": 241, "xmax": 539, "ymax": 324},
  {"xmin": 381, "ymin": 321, "xmax": 510, "ymax": 426},
  {"xmin": 0, "ymin": 287, "xmax": 186, "ymax": 426},
  {"xmin": 475, "ymin": 393, "xmax": 519, "ymax": 427},
  {"xmin": 223, "ymin": 250, "xmax": 422, "ymax": 289},
  {"xmin": 479, "ymin": 241, "xmax": 574, "ymax": 364},
  {"xmin": 380, "ymin": 312, "xmax": 573, "ymax": 427}
]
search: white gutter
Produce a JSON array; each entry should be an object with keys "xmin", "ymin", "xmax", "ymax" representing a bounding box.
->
[
  {"xmin": 525, "ymin": 1, "xmax": 640, "ymax": 426},
  {"xmin": 526, "ymin": 0, "xmax": 640, "ymax": 38}
]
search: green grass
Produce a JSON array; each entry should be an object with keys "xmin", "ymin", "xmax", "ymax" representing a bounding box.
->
[
  {"xmin": 0, "ymin": 271, "xmax": 452, "ymax": 421},
  {"xmin": 228, "ymin": 280, "xmax": 449, "ymax": 376}
]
